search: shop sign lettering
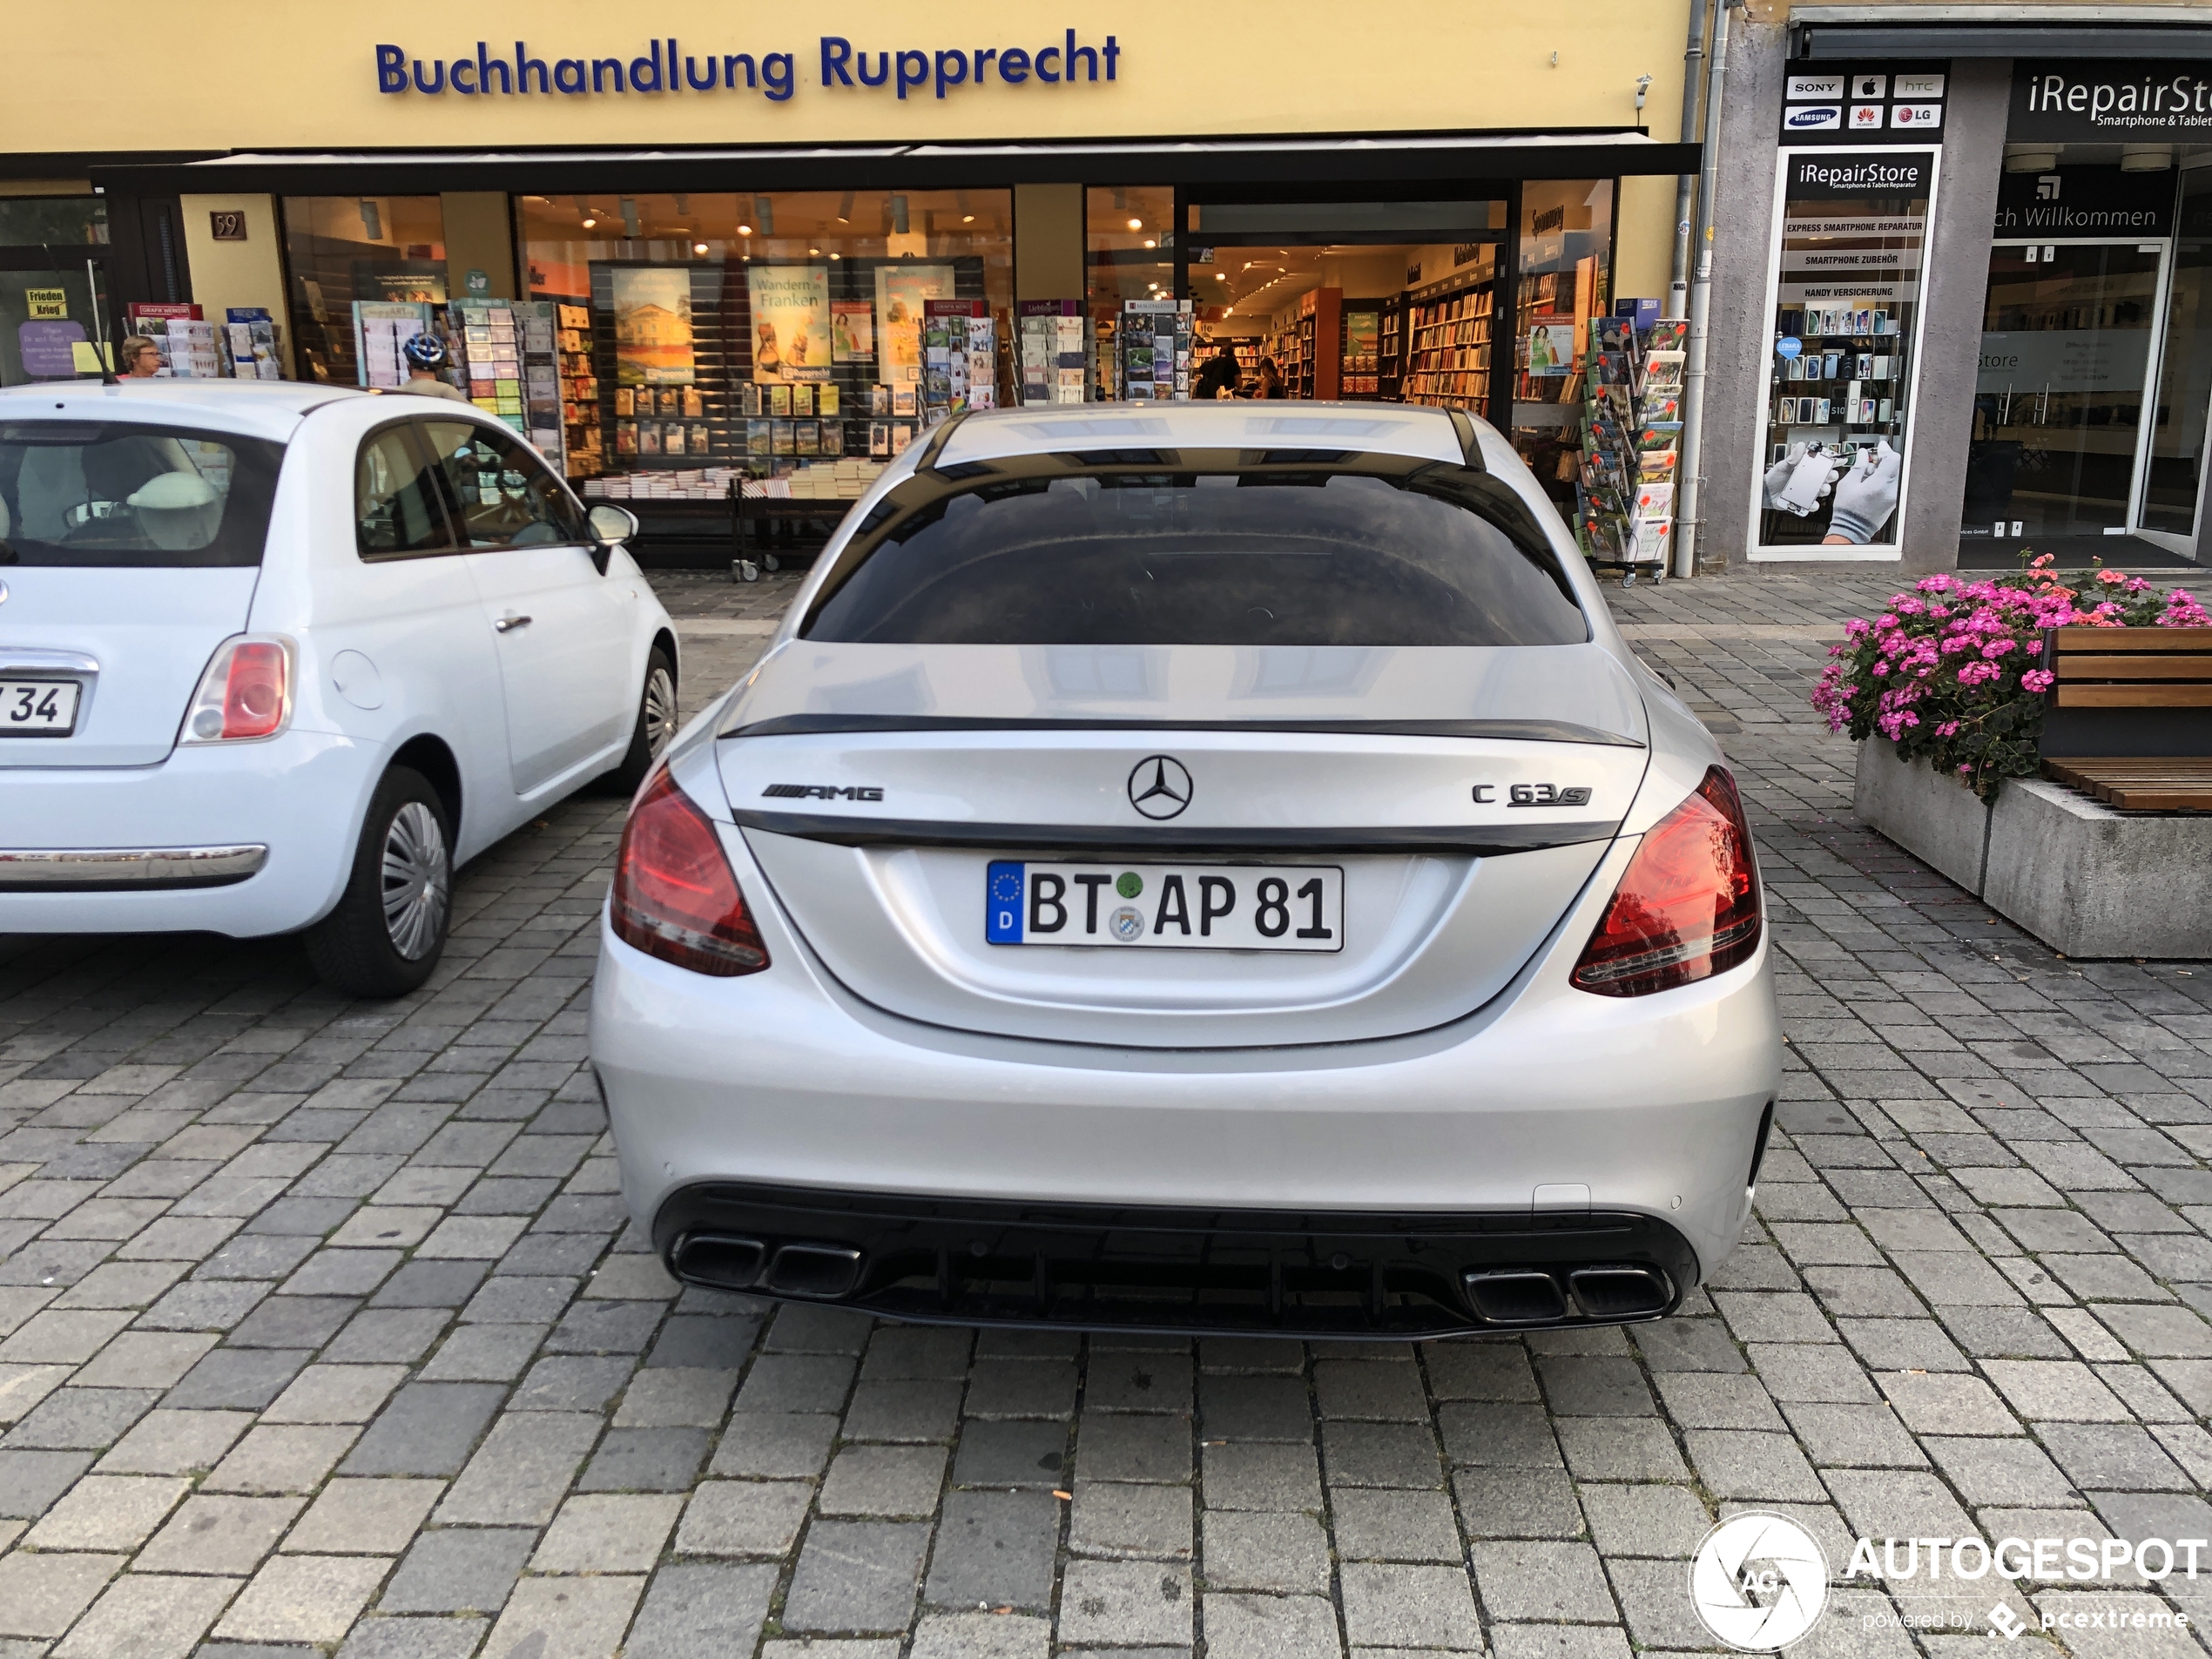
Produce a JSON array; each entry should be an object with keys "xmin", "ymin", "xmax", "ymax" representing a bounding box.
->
[
  {"xmin": 2011, "ymin": 62, "xmax": 2212, "ymax": 139},
  {"xmin": 374, "ymin": 34, "xmax": 1121, "ymax": 105}
]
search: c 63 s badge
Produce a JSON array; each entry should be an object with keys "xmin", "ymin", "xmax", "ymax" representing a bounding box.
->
[
  {"xmin": 761, "ymin": 784, "xmax": 885, "ymax": 801},
  {"xmin": 1473, "ymin": 784, "xmax": 1594, "ymax": 806}
]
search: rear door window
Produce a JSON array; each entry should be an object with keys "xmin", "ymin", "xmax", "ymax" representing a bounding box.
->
[
  {"xmin": 419, "ymin": 421, "xmax": 586, "ymax": 550},
  {"xmin": 355, "ymin": 423, "xmax": 454, "ymax": 558},
  {"xmin": 804, "ymin": 459, "xmax": 1587, "ymax": 647},
  {"xmin": 0, "ymin": 421, "xmax": 283, "ymax": 567}
]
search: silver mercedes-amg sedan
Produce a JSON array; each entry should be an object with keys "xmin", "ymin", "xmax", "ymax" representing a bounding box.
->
[{"xmin": 590, "ymin": 401, "xmax": 1781, "ymax": 1339}]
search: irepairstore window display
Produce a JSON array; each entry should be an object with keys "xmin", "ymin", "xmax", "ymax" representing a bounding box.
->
[
  {"xmin": 516, "ymin": 190, "xmax": 1012, "ymax": 493},
  {"xmin": 1753, "ymin": 150, "xmax": 1938, "ymax": 558}
]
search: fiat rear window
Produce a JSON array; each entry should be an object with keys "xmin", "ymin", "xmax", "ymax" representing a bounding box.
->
[
  {"xmin": 0, "ymin": 421, "xmax": 284, "ymax": 568},
  {"xmin": 802, "ymin": 458, "xmax": 1587, "ymax": 647}
]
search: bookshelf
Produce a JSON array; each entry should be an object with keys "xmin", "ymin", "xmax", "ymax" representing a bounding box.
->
[{"xmin": 1401, "ymin": 279, "xmax": 1495, "ymax": 417}]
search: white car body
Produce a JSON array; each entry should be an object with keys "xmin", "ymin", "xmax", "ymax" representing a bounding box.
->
[
  {"xmin": 0, "ymin": 381, "xmax": 675, "ymax": 941},
  {"xmin": 593, "ymin": 401, "xmax": 1781, "ymax": 1339}
]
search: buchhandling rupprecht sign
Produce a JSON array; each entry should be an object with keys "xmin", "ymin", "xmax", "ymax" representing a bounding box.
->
[{"xmin": 375, "ymin": 35, "xmax": 1122, "ymax": 104}]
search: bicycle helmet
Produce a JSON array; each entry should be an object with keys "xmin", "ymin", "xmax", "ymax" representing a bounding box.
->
[{"xmin": 401, "ymin": 332, "xmax": 449, "ymax": 371}]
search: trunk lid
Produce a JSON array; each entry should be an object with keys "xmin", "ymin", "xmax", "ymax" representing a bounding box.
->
[
  {"xmin": 0, "ymin": 567, "xmax": 258, "ymax": 768},
  {"xmin": 715, "ymin": 642, "xmax": 1649, "ymax": 1048}
]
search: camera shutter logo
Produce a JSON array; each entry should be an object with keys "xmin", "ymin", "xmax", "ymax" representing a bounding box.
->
[{"xmin": 1689, "ymin": 1513, "xmax": 1831, "ymax": 1651}]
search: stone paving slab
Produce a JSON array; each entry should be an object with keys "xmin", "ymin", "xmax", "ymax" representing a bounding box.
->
[{"xmin": 2, "ymin": 566, "xmax": 2211, "ymax": 1656}]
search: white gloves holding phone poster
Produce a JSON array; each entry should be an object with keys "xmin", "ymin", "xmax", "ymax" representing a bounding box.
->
[{"xmin": 1760, "ymin": 440, "xmax": 1901, "ymax": 544}]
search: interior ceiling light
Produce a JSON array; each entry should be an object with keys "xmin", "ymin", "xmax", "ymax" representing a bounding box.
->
[
  {"xmin": 962, "ymin": 214, "xmax": 976, "ymax": 224},
  {"xmin": 581, "ymin": 217, "xmax": 597, "ymax": 229},
  {"xmin": 809, "ymin": 246, "xmax": 821, "ymax": 256},
  {"xmin": 693, "ymin": 241, "xmax": 710, "ymax": 255},
  {"xmin": 737, "ymin": 224, "xmax": 753, "ymax": 236},
  {"xmin": 1127, "ymin": 218, "xmax": 1143, "ymax": 231},
  {"xmin": 836, "ymin": 190, "xmax": 855, "ymax": 223},
  {"xmin": 1143, "ymin": 239, "xmax": 1157, "ymax": 249}
]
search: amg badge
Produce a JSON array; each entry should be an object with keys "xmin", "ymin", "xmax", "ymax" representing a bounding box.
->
[{"xmin": 761, "ymin": 784, "xmax": 885, "ymax": 801}]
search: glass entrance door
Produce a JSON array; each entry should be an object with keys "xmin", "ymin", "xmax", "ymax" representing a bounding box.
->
[
  {"xmin": 2140, "ymin": 166, "xmax": 2212, "ymax": 555},
  {"xmin": 1968, "ymin": 240, "xmax": 2168, "ymax": 540}
]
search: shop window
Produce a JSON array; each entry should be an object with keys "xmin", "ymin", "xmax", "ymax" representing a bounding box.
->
[
  {"xmin": 281, "ymin": 196, "xmax": 448, "ymax": 387},
  {"xmin": 1514, "ymin": 181, "xmax": 1613, "ymax": 502},
  {"xmin": 1088, "ymin": 187, "xmax": 1174, "ymax": 310},
  {"xmin": 0, "ymin": 197, "xmax": 107, "ymax": 246},
  {"xmin": 516, "ymin": 190, "xmax": 1011, "ymax": 489},
  {"xmin": 1755, "ymin": 151, "xmax": 1933, "ymax": 556}
]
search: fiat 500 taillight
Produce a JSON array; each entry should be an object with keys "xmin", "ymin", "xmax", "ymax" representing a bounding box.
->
[{"xmin": 179, "ymin": 636, "xmax": 293, "ymax": 744}]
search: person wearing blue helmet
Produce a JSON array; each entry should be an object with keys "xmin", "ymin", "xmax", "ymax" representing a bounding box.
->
[{"xmin": 398, "ymin": 330, "xmax": 467, "ymax": 401}]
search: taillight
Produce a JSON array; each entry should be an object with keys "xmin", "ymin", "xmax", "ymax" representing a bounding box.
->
[
  {"xmin": 610, "ymin": 768, "xmax": 769, "ymax": 976},
  {"xmin": 180, "ymin": 636, "xmax": 293, "ymax": 744},
  {"xmin": 1570, "ymin": 765, "xmax": 1761, "ymax": 997}
]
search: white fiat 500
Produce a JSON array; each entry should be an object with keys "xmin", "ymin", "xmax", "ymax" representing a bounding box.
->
[
  {"xmin": 593, "ymin": 402, "xmax": 1780, "ymax": 1339},
  {"xmin": 0, "ymin": 381, "xmax": 677, "ymax": 995}
]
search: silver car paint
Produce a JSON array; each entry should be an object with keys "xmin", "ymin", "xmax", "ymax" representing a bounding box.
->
[{"xmin": 594, "ymin": 402, "xmax": 1782, "ymax": 1292}]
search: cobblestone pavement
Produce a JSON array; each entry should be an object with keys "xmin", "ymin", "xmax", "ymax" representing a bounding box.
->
[{"xmin": 5, "ymin": 565, "xmax": 2212, "ymax": 1659}]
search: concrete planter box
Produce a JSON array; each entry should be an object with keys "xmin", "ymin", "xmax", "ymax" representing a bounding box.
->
[{"xmin": 1852, "ymin": 741, "xmax": 2212, "ymax": 959}]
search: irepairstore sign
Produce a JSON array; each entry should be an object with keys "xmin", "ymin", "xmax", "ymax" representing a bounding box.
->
[
  {"xmin": 374, "ymin": 34, "xmax": 1122, "ymax": 104},
  {"xmin": 2010, "ymin": 60, "xmax": 2212, "ymax": 139}
]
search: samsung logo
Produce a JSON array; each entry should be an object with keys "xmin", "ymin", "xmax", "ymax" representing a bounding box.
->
[{"xmin": 1786, "ymin": 105, "xmax": 1842, "ymax": 129}]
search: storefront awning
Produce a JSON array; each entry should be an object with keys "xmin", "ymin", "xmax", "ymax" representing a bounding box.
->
[
  {"xmin": 89, "ymin": 131, "xmax": 1701, "ymax": 196},
  {"xmin": 1792, "ymin": 3, "xmax": 2212, "ymax": 59}
]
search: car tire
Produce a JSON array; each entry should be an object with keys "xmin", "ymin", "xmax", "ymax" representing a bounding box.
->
[
  {"xmin": 303, "ymin": 765, "xmax": 454, "ymax": 999},
  {"xmin": 603, "ymin": 645, "xmax": 678, "ymax": 795}
]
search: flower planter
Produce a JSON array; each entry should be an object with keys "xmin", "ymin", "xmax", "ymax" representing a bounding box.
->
[{"xmin": 1854, "ymin": 742, "xmax": 2212, "ymax": 960}]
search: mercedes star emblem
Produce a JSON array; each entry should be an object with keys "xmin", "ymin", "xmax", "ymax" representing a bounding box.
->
[{"xmin": 1127, "ymin": 755, "xmax": 1193, "ymax": 820}]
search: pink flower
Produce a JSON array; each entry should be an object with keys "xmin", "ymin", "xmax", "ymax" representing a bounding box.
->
[
  {"xmin": 2021, "ymin": 669, "xmax": 2054, "ymax": 692},
  {"xmin": 1934, "ymin": 721, "xmax": 1961, "ymax": 737}
]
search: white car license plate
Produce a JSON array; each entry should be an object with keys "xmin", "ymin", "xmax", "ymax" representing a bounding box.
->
[
  {"xmin": 986, "ymin": 860, "xmax": 1344, "ymax": 952},
  {"xmin": 1, "ymin": 678, "xmax": 81, "ymax": 737}
]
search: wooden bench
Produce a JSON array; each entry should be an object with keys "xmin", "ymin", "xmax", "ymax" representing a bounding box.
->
[{"xmin": 2040, "ymin": 627, "xmax": 2212, "ymax": 812}]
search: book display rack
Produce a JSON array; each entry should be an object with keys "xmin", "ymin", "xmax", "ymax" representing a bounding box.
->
[{"xmin": 1575, "ymin": 316, "xmax": 1686, "ymax": 583}]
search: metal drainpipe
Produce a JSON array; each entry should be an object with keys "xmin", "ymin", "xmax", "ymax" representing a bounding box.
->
[
  {"xmin": 1668, "ymin": 0, "xmax": 1713, "ymax": 315},
  {"xmin": 1672, "ymin": 0, "xmax": 1738, "ymax": 579}
]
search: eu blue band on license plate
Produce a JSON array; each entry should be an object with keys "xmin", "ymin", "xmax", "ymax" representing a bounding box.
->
[{"xmin": 985, "ymin": 860, "xmax": 1026, "ymax": 944}]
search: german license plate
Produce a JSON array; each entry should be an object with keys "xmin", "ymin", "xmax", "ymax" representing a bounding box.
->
[
  {"xmin": 0, "ymin": 678, "xmax": 80, "ymax": 737},
  {"xmin": 986, "ymin": 860, "xmax": 1344, "ymax": 952}
]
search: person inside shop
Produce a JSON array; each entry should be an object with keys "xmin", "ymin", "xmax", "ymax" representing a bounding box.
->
[
  {"xmin": 1192, "ymin": 341, "xmax": 1243, "ymax": 401},
  {"xmin": 119, "ymin": 336, "xmax": 162, "ymax": 378},
  {"xmin": 1252, "ymin": 357, "xmax": 1285, "ymax": 399},
  {"xmin": 395, "ymin": 332, "xmax": 468, "ymax": 402}
]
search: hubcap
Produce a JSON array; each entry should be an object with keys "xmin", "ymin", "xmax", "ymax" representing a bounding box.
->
[
  {"xmin": 644, "ymin": 666, "xmax": 678, "ymax": 758},
  {"xmin": 381, "ymin": 801, "xmax": 450, "ymax": 961}
]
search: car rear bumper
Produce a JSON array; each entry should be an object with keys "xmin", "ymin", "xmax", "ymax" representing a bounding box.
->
[
  {"xmin": 0, "ymin": 730, "xmax": 368, "ymax": 937},
  {"xmin": 590, "ymin": 831, "xmax": 1785, "ymax": 1332},
  {"xmin": 653, "ymin": 1180, "xmax": 1702, "ymax": 1339}
]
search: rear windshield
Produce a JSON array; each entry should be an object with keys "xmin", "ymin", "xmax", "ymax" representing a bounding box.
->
[
  {"xmin": 802, "ymin": 455, "xmax": 1587, "ymax": 647},
  {"xmin": 0, "ymin": 421, "xmax": 284, "ymax": 568}
]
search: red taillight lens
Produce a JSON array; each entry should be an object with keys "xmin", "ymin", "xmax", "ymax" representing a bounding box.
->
[
  {"xmin": 221, "ymin": 643, "xmax": 288, "ymax": 738},
  {"xmin": 610, "ymin": 768, "xmax": 769, "ymax": 977},
  {"xmin": 181, "ymin": 636, "xmax": 293, "ymax": 745},
  {"xmin": 1570, "ymin": 765, "xmax": 1761, "ymax": 998}
]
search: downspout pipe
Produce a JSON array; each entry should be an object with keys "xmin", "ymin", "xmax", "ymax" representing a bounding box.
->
[
  {"xmin": 1668, "ymin": 0, "xmax": 1713, "ymax": 315},
  {"xmin": 1672, "ymin": 0, "xmax": 1738, "ymax": 579}
]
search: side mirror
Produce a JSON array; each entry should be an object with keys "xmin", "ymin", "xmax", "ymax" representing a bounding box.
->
[{"xmin": 587, "ymin": 503, "xmax": 638, "ymax": 546}]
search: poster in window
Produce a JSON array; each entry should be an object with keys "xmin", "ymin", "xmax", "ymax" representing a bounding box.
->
[
  {"xmin": 747, "ymin": 265, "xmax": 832, "ymax": 383},
  {"xmin": 874, "ymin": 265, "xmax": 955, "ymax": 382},
  {"xmin": 1757, "ymin": 150, "xmax": 1933, "ymax": 554},
  {"xmin": 610, "ymin": 268, "xmax": 695, "ymax": 388},
  {"xmin": 832, "ymin": 300, "xmax": 875, "ymax": 364}
]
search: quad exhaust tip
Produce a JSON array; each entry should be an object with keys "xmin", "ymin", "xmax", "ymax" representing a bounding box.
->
[
  {"xmin": 672, "ymin": 1233, "xmax": 865, "ymax": 1300},
  {"xmin": 1463, "ymin": 1264, "xmax": 1672, "ymax": 1325}
]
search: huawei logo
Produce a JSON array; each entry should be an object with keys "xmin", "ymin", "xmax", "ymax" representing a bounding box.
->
[{"xmin": 1127, "ymin": 755, "xmax": 1192, "ymax": 820}]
